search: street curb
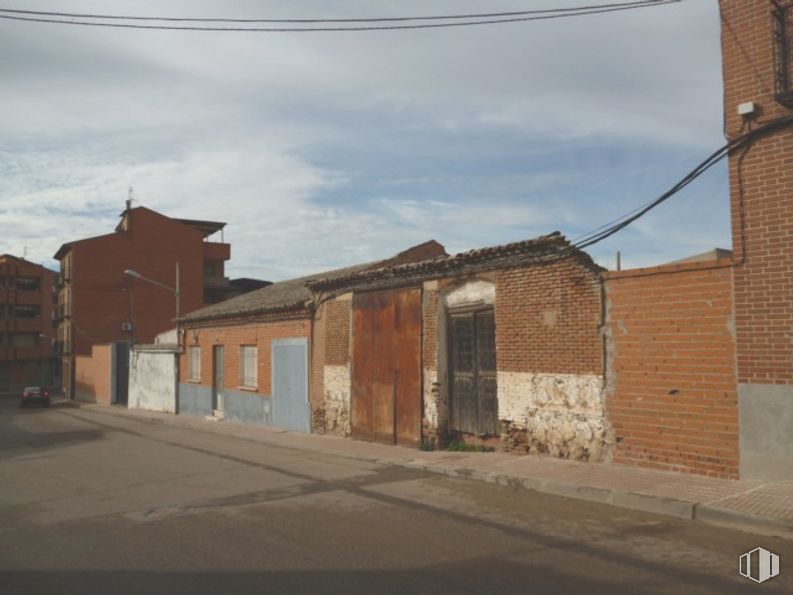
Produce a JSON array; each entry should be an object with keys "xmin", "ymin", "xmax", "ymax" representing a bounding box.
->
[
  {"xmin": 60, "ymin": 404, "xmax": 793, "ymax": 540},
  {"xmin": 400, "ymin": 459, "xmax": 694, "ymax": 520},
  {"xmin": 695, "ymin": 504, "xmax": 793, "ymax": 540}
]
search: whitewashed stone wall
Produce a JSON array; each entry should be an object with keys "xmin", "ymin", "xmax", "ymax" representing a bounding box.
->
[
  {"xmin": 323, "ymin": 364, "xmax": 351, "ymax": 435},
  {"xmin": 498, "ymin": 371, "xmax": 607, "ymax": 460}
]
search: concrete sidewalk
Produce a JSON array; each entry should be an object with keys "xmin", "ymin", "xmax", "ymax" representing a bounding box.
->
[{"xmin": 63, "ymin": 400, "xmax": 793, "ymax": 540}]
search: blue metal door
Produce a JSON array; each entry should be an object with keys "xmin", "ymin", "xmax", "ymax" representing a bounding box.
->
[{"xmin": 271, "ymin": 338, "xmax": 309, "ymax": 432}]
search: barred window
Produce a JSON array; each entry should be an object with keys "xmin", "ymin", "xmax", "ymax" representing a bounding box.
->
[
  {"xmin": 240, "ymin": 345, "xmax": 257, "ymax": 388},
  {"xmin": 188, "ymin": 346, "xmax": 201, "ymax": 381},
  {"xmin": 773, "ymin": 5, "xmax": 793, "ymax": 107}
]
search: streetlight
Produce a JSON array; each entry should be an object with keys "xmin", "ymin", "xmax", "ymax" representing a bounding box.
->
[{"xmin": 124, "ymin": 263, "xmax": 181, "ymax": 347}]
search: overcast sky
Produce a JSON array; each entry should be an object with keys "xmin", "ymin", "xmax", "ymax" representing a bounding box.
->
[{"xmin": 0, "ymin": 0, "xmax": 727, "ymax": 280}]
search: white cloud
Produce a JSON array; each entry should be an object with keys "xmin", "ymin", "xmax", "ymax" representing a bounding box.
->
[{"xmin": 0, "ymin": 0, "xmax": 730, "ymax": 280}]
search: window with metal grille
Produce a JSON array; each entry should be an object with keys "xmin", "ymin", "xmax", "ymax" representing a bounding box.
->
[
  {"xmin": 13, "ymin": 305, "xmax": 40, "ymax": 319},
  {"xmin": 240, "ymin": 345, "xmax": 257, "ymax": 388},
  {"xmin": 773, "ymin": 4, "xmax": 793, "ymax": 108},
  {"xmin": 188, "ymin": 346, "xmax": 201, "ymax": 381}
]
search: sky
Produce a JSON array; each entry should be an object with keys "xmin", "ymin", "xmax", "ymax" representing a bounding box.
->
[{"xmin": 0, "ymin": 0, "xmax": 728, "ymax": 280}]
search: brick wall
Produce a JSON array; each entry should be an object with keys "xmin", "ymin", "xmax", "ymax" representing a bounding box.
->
[
  {"xmin": 310, "ymin": 302, "xmax": 327, "ymax": 431},
  {"xmin": 180, "ymin": 316, "xmax": 309, "ymax": 396},
  {"xmin": 721, "ymin": 0, "xmax": 793, "ymax": 385},
  {"xmin": 316, "ymin": 295, "xmax": 352, "ymax": 435},
  {"xmin": 325, "ymin": 300, "xmax": 351, "ymax": 365},
  {"xmin": 421, "ymin": 258, "xmax": 606, "ymax": 459},
  {"xmin": 606, "ymin": 261, "xmax": 739, "ymax": 478},
  {"xmin": 495, "ymin": 260, "xmax": 602, "ymax": 375}
]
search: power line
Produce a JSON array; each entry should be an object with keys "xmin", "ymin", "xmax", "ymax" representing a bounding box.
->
[
  {"xmin": 0, "ymin": 1, "xmax": 680, "ymax": 32},
  {"xmin": 0, "ymin": 2, "xmax": 677, "ymax": 24},
  {"xmin": 571, "ymin": 114, "xmax": 793, "ymax": 251}
]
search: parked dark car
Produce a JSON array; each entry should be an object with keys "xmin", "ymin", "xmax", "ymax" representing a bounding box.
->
[{"xmin": 20, "ymin": 386, "xmax": 50, "ymax": 408}]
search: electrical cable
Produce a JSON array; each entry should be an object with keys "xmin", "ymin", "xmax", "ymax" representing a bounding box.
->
[
  {"xmin": 571, "ymin": 114, "xmax": 793, "ymax": 251},
  {"xmin": 0, "ymin": 1, "xmax": 680, "ymax": 32},
  {"xmin": 0, "ymin": 1, "xmax": 677, "ymax": 24}
]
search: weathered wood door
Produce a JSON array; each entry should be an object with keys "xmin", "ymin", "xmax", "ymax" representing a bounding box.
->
[
  {"xmin": 449, "ymin": 308, "xmax": 499, "ymax": 436},
  {"xmin": 351, "ymin": 288, "xmax": 422, "ymax": 446}
]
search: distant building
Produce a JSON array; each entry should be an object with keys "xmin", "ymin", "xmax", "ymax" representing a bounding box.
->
[
  {"xmin": 0, "ymin": 254, "xmax": 58, "ymax": 391},
  {"xmin": 224, "ymin": 278, "xmax": 273, "ymax": 300},
  {"xmin": 53, "ymin": 205, "xmax": 230, "ymax": 401},
  {"xmin": 665, "ymin": 248, "xmax": 733, "ymax": 265}
]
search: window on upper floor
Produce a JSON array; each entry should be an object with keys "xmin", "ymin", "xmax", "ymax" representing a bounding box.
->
[
  {"xmin": 15, "ymin": 277, "xmax": 40, "ymax": 291},
  {"xmin": 14, "ymin": 305, "xmax": 40, "ymax": 319},
  {"xmin": 774, "ymin": 4, "xmax": 793, "ymax": 108},
  {"xmin": 12, "ymin": 333, "xmax": 39, "ymax": 348}
]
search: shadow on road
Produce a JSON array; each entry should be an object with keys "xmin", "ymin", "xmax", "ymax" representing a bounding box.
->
[{"xmin": 0, "ymin": 554, "xmax": 763, "ymax": 595}]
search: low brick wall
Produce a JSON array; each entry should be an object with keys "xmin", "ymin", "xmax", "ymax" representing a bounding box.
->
[{"xmin": 605, "ymin": 260, "xmax": 739, "ymax": 478}]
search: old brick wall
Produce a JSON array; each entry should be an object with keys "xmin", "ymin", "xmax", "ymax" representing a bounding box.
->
[
  {"xmin": 494, "ymin": 260, "xmax": 606, "ymax": 460},
  {"xmin": 422, "ymin": 258, "xmax": 606, "ymax": 459},
  {"xmin": 316, "ymin": 296, "xmax": 352, "ymax": 435},
  {"xmin": 180, "ymin": 316, "xmax": 309, "ymax": 396},
  {"xmin": 421, "ymin": 281, "xmax": 442, "ymax": 445},
  {"xmin": 606, "ymin": 261, "xmax": 739, "ymax": 478},
  {"xmin": 720, "ymin": 0, "xmax": 793, "ymax": 479}
]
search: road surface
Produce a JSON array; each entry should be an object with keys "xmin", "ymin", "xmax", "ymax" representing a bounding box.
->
[{"xmin": 1, "ymin": 398, "xmax": 790, "ymax": 594}]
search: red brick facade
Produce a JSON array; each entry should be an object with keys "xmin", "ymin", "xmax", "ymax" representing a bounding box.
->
[
  {"xmin": 180, "ymin": 316, "xmax": 309, "ymax": 396},
  {"xmin": 721, "ymin": 0, "xmax": 793, "ymax": 384},
  {"xmin": 0, "ymin": 255, "xmax": 58, "ymax": 390},
  {"xmin": 606, "ymin": 261, "xmax": 739, "ymax": 478},
  {"xmin": 56, "ymin": 206, "xmax": 230, "ymax": 399}
]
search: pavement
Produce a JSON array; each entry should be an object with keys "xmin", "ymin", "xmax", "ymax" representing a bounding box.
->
[{"xmin": 58, "ymin": 398, "xmax": 793, "ymax": 541}]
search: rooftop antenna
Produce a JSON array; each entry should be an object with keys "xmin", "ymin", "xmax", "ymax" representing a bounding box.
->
[
  {"xmin": 126, "ymin": 187, "xmax": 135, "ymax": 211},
  {"xmin": 23, "ymin": 245, "xmax": 28, "ymax": 260}
]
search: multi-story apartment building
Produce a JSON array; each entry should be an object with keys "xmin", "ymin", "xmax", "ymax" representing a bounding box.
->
[
  {"xmin": 53, "ymin": 205, "xmax": 231, "ymax": 399},
  {"xmin": 0, "ymin": 254, "xmax": 58, "ymax": 391}
]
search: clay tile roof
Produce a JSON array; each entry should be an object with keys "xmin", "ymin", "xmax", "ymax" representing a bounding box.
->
[
  {"xmin": 309, "ymin": 231, "xmax": 597, "ymax": 291},
  {"xmin": 179, "ymin": 240, "xmax": 447, "ymax": 323}
]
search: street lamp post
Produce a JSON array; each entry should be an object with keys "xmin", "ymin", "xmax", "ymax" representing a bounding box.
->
[{"xmin": 124, "ymin": 263, "xmax": 181, "ymax": 348}]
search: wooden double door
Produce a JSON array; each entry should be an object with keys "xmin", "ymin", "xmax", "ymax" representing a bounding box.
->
[
  {"xmin": 351, "ymin": 288, "xmax": 422, "ymax": 447},
  {"xmin": 448, "ymin": 308, "xmax": 499, "ymax": 437}
]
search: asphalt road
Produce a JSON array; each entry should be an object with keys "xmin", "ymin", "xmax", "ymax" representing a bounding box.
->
[{"xmin": 1, "ymin": 398, "xmax": 791, "ymax": 595}]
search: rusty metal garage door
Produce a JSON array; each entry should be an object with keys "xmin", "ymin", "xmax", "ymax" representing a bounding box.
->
[{"xmin": 351, "ymin": 288, "xmax": 422, "ymax": 447}]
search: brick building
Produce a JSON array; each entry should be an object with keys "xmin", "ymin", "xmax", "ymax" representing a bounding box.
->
[
  {"xmin": 54, "ymin": 205, "xmax": 230, "ymax": 401},
  {"xmin": 719, "ymin": 0, "xmax": 793, "ymax": 480},
  {"xmin": 176, "ymin": 241, "xmax": 447, "ymax": 428},
  {"xmin": 311, "ymin": 233, "xmax": 606, "ymax": 456},
  {"xmin": 155, "ymin": 2, "xmax": 793, "ymax": 482},
  {"xmin": 177, "ymin": 234, "xmax": 612, "ymax": 461},
  {"xmin": 0, "ymin": 255, "xmax": 58, "ymax": 391}
]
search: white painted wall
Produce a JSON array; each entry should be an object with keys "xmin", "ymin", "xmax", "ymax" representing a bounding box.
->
[{"xmin": 128, "ymin": 347, "xmax": 177, "ymax": 414}]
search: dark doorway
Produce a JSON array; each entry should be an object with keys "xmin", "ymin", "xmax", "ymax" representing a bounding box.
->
[
  {"xmin": 115, "ymin": 342, "xmax": 129, "ymax": 406},
  {"xmin": 212, "ymin": 345, "xmax": 225, "ymax": 414},
  {"xmin": 448, "ymin": 308, "xmax": 498, "ymax": 436}
]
